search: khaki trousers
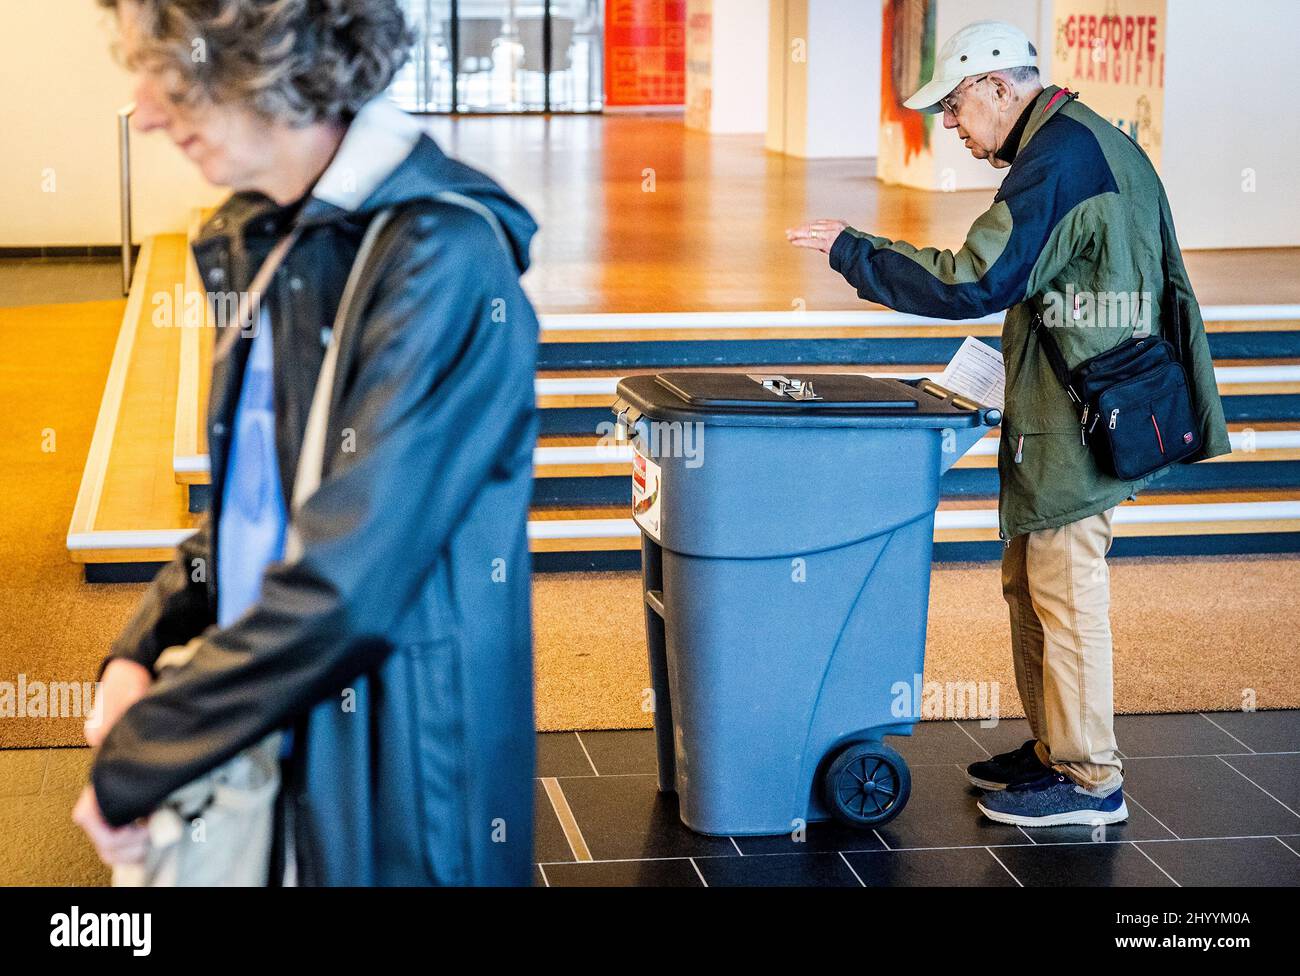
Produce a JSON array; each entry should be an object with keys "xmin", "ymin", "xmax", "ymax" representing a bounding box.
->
[{"xmin": 1001, "ymin": 508, "xmax": 1123, "ymax": 794}]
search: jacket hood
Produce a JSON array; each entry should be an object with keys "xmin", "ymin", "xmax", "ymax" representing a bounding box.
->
[{"xmin": 298, "ymin": 98, "xmax": 538, "ymax": 273}]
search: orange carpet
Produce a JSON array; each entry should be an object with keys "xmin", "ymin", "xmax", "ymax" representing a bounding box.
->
[{"xmin": 0, "ymin": 300, "xmax": 146, "ymax": 749}]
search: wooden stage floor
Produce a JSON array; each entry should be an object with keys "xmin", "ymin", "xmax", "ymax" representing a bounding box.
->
[{"xmin": 421, "ymin": 113, "xmax": 1300, "ymax": 315}]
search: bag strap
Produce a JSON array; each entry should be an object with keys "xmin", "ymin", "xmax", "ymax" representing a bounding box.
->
[
  {"xmin": 1119, "ymin": 130, "xmax": 1185, "ymax": 363},
  {"xmin": 213, "ymin": 229, "xmax": 302, "ymax": 362},
  {"xmin": 280, "ymin": 192, "xmax": 514, "ymax": 562},
  {"xmin": 283, "ymin": 208, "xmax": 395, "ymax": 562},
  {"xmin": 1154, "ymin": 189, "xmax": 1185, "ymax": 363},
  {"xmin": 1031, "ymin": 142, "xmax": 1185, "ymax": 405},
  {"xmin": 1029, "ymin": 312, "xmax": 1082, "ymax": 406}
]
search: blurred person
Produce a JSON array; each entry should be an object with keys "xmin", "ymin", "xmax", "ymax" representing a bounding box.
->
[
  {"xmin": 75, "ymin": 0, "xmax": 539, "ymax": 884},
  {"xmin": 788, "ymin": 21, "xmax": 1228, "ymax": 827}
]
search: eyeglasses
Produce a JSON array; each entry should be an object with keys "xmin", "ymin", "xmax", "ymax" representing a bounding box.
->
[{"xmin": 939, "ymin": 74, "xmax": 991, "ymax": 117}]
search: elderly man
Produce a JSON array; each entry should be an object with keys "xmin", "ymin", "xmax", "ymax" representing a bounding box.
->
[{"xmin": 789, "ymin": 20, "xmax": 1228, "ymax": 826}]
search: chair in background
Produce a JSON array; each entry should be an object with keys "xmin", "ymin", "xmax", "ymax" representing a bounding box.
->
[
  {"xmin": 443, "ymin": 17, "xmax": 503, "ymax": 108},
  {"xmin": 517, "ymin": 16, "xmax": 575, "ymax": 109}
]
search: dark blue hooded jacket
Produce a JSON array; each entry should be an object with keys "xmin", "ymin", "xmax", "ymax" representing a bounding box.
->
[{"xmin": 92, "ymin": 99, "xmax": 540, "ymax": 886}]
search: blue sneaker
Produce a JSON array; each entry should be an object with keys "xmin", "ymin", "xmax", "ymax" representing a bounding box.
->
[
  {"xmin": 977, "ymin": 771, "xmax": 1128, "ymax": 827},
  {"xmin": 966, "ymin": 739, "xmax": 1049, "ymax": 790}
]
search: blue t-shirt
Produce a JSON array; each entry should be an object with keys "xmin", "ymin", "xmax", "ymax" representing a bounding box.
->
[
  {"xmin": 218, "ymin": 310, "xmax": 288, "ymax": 627},
  {"xmin": 217, "ymin": 310, "xmax": 292, "ymax": 756}
]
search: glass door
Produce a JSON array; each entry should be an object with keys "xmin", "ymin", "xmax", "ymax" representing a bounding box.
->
[
  {"xmin": 392, "ymin": 0, "xmax": 603, "ymax": 113},
  {"xmin": 549, "ymin": 0, "xmax": 603, "ymax": 112},
  {"xmin": 389, "ymin": 0, "xmax": 455, "ymax": 113}
]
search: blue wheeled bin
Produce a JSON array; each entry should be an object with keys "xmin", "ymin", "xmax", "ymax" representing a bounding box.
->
[{"xmin": 612, "ymin": 372, "xmax": 1001, "ymax": 836}]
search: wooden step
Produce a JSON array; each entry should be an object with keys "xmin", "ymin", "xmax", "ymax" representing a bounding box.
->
[
  {"xmin": 527, "ymin": 490, "xmax": 1300, "ymax": 553},
  {"xmin": 173, "ymin": 289, "xmax": 1300, "ymax": 485},
  {"xmin": 173, "ymin": 209, "xmax": 215, "ymax": 487},
  {"xmin": 535, "ymin": 306, "xmax": 1300, "ymax": 342},
  {"xmin": 67, "ymin": 234, "xmax": 199, "ymax": 564},
  {"xmin": 530, "ymin": 364, "xmax": 1300, "ymax": 408},
  {"xmin": 69, "ymin": 489, "xmax": 1300, "ymax": 565},
  {"xmin": 70, "ymin": 230, "xmax": 1300, "ymax": 574},
  {"xmin": 176, "ymin": 369, "xmax": 1300, "ymax": 484}
]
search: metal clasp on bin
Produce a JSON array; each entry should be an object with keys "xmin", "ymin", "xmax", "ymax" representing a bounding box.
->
[
  {"xmin": 613, "ymin": 400, "xmax": 642, "ymax": 441},
  {"xmin": 752, "ymin": 375, "xmax": 822, "ymax": 401},
  {"xmin": 918, "ymin": 379, "xmax": 1002, "ymax": 428}
]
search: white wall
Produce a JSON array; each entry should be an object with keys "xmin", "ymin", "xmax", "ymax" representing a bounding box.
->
[
  {"xmin": 1162, "ymin": 0, "xmax": 1300, "ymax": 248},
  {"xmin": 707, "ymin": 0, "xmax": 770, "ymax": 133},
  {"xmin": 0, "ymin": 0, "xmax": 225, "ymax": 248},
  {"xmin": 803, "ymin": 0, "xmax": 882, "ymax": 157},
  {"xmin": 767, "ymin": 0, "xmax": 882, "ymax": 158}
]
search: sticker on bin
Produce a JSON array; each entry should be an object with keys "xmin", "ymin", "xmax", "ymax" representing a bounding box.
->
[{"xmin": 631, "ymin": 447, "xmax": 662, "ymax": 541}]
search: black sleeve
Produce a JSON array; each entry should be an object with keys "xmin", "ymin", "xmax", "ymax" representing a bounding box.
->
[{"xmin": 100, "ymin": 517, "xmax": 215, "ymax": 678}]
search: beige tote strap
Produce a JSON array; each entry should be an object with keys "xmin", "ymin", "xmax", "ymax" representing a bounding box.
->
[
  {"xmin": 284, "ymin": 209, "xmax": 395, "ymax": 562},
  {"xmin": 212, "ymin": 230, "xmax": 302, "ymax": 362}
]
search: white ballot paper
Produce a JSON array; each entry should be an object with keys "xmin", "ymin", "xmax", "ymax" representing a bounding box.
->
[{"xmin": 939, "ymin": 336, "xmax": 1005, "ymax": 411}]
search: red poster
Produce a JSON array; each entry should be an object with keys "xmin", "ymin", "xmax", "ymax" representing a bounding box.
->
[{"xmin": 604, "ymin": 0, "xmax": 686, "ymax": 107}]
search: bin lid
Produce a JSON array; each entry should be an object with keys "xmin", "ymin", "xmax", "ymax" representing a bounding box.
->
[
  {"xmin": 657, "ymin": 372, "xmax": 917, "ymax": 409},
  {"xmin": 614, "ymin": 372, "xmax": 997, "ymax": 429}
]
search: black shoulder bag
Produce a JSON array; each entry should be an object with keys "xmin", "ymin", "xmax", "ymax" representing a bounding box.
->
[{"xmin": 1031, "ymin": 203, "xmax": 1201, "ymax": 481}]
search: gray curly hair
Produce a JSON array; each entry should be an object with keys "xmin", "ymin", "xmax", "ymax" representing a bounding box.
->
[{"xmin": 99, "ymin": 0, "xmax": 412, "ymax": 125}]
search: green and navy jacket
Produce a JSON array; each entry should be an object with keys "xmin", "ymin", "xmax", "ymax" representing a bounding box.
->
[{"xmin": 829, "ymin": 85, "xmax": 1230, "ymax": 539}]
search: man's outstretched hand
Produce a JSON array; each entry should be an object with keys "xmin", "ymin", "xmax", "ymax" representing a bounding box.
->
[{"xmin": 786, "ymin": 219, "xmax": 848, "ymax": 254}]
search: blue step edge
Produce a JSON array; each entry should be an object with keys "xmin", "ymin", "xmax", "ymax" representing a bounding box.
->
[
  {"xmin": 537, "ymin": 333, "xmax": 1300, "ymax": 370},
  {"xmin": 85, "ymin": 531, "xmax": 1300, "ymax": 584},
  {"xmin": 528, "ymin": 462, "xmax": 1300, "ymax": 507},
  {"xmin": 537, "ymin": 395, "xmax": 1300, "ymax": 436},
  {"xmin": 184, "ymin": 453, "xmax": 1300, "ymax": 514},
  {"xmin": 533, "ymin": 532, "xmax": 1300, "ymax": 572}
]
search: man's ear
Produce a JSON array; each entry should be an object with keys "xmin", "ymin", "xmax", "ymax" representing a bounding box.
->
[{"xmin": 991, "ymin": 74, "xmax": 1015, "ymax": 109}]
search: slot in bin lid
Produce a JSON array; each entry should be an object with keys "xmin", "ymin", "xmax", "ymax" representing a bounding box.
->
[{"xmin": 614, "ymin": 372, "xmax": 995, "ymax": 429}]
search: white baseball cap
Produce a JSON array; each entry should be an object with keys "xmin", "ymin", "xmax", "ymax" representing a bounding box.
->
[{"xmin": 903, "ymin": 20, "xmax": 1038, "ymax": 115}]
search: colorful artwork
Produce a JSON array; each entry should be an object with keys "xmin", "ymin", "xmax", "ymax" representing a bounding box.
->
[
  {"xmin": 684, "ymin": 0, "xmax": 712, "ymax": 129},
  {"xmin": 1053, "ymin": 0, "xmax": 1166, "ymax": 167},
  {"xmin": 877, "ymin": 0, "xmax": 938, "ymax": 186},
  {"xmin": 880, "ymin": 0, "xmax": 935, "ymax": 164},
  {"xmin": 605, "ymin": 0, "xmax": 687, "ymax": 107}
]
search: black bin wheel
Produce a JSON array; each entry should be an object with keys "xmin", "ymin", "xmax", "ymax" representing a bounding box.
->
[{"xmin": 823, "ymin": 742, "xmax": 911, "ymax": 828}]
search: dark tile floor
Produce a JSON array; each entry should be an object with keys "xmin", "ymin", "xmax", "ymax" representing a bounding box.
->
[{"xmin": 534, "ymin": 710, "xmax": 1300, "ymax": 887}]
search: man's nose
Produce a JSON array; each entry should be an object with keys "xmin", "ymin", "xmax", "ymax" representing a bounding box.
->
[{"xmin": 942, "ymin": 110, "xmax": 959, "ymax": 130}]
